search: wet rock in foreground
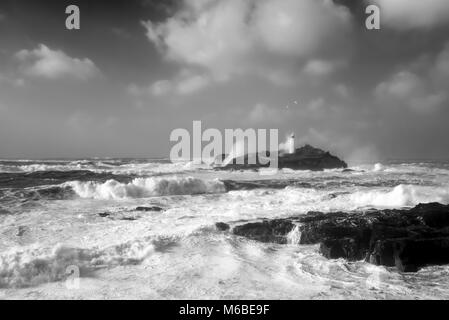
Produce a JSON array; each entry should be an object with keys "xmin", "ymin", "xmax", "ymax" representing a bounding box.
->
[
  {"xmin": 225, "ymin": 203, "xmax": 449, "ymax": 272},
  {"xmin": 233, "ymin": 220, "xmax": 295, "ymax": 244},
  {"xmin": 215, "ymin": 222, "xmax": 230, "ymax": 231},
  {"xmin": 135, "ymin": 206, "xmax": 164, "ymax": 212}
]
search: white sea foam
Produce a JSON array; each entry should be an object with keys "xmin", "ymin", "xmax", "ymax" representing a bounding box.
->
[
  {"xmin": 373, "ymin": 163, "xmax": 384, "ymax": 172},
  {"xmin": 348, "ymin": 184, "xmax": 449, "ymax": 208},
  {"xmin": 66, "ymin": 176, "xmax": 226, "ymax": 199},
  {"xmin": 224, "ymin": 184, "xmax": 449, "ymax": 215},
  {"xmin": 3, "ymin": 159, "xmax": 449, "ymax": 298},
  {"xmin": 106, "ymin": 161, "xmax": 208, "ymax": 175},
  {"xmin": 286, "ymin": 225, "xmax": 302, "ymax": 245},
  {"xmin": 0, "ymin": 159, "xmax": 209, "ymax": 174},
  {"xmin": 0, "ymin": 238, "xmax": 168, "ymax": 288}
]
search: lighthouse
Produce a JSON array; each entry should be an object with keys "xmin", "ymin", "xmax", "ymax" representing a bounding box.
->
[{"xmin": 288, "ymin": 133, "xmax": 295, "ymax": 154}]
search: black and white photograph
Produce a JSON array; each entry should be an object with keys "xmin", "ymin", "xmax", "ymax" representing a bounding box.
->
[{"xmin": 1, "ymin": 0, "xmax": 449, "ymax": 303}]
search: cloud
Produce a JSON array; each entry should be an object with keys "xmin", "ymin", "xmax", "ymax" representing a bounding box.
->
[
  {"xmin": 150, "ymin": 80, "xmax": 173, "ymax": 96},
  {"xmin": 248, "ymin": 103, "xmax": 282, "ymax": 124},
  {"xmin": 247, "ymin": 96, "xmax": 342, "ymax": 126},
  {"xmin": 375, "ymin": 71, "xmax": 447, "ymax": 113},
  {"xmin": 129, "ymin": 70, "xmax": 211, "ymax": 97},
  {"xmin": 303, "ymin": 59, "xmax": 340, "ymax": 77},
  {"xmin": 334, "ymin": 84, "xmax": 350, "ymax": 98},
  {"xmin": 143, "ymin": 0, "xmax": 353, "ymax": 86},
  {"xmin": 15, "ymin": 44, "xmax": 99, "ymax": 80},
  {"xmin": 375, "ymin": 44, "xmax": 449, "ymax": 113},
  {"xmin": 376, "ymin": 71, "xmax": 423, "ymax": 100},
  {"xmin": 305, "ymin": 97, "xmax": 327, "ymax": 112},
  {"xmin": 175, "ymin": 72, "xmax": 210, "ymax": 94},
  {"xmin": 0, "ymin": 73, "xmax": 25, "ymax": 87},
  {"xmin": 431, "ymin": 42, "xmax": 449, "ymax": 82},
  {"xmin": 370, "ymin": 0, "xmax": 449, "ymax": 30}
]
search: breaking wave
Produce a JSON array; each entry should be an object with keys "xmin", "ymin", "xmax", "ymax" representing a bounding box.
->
[
  {"xmin": 0, "ymin": 237, "xmax": 179, "ymax": 288},
  {"xmin": 66, "ymin": 176, "xmax": 226, "ymax": 199},
  {"xmin": 0, "ymin": 159, "xmax": 211, "ymax": 175},
  {"xmin": 348, "ymin": 184, "xmax": 449, "ymax": 208}
]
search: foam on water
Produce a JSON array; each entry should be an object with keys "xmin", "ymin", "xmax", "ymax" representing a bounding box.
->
[
  {"xmin": 2, "ymin": 160, "xmax": 449, "ymax": 299},
  {"xmin": 0, "ymin": 236, "xmax": 179, "ymax": 288},
  {"xmin": 220, "ymin": 183, "xmax": 449, "ymax": 217},
  {"xmin": 0, "ymin": 159, "xmax": 206, "ymax": 175},
  {"xmin": 348, "ymin": 184, "xmax": 449, "ymax": 208},
  {"xmin": 66, "ymin": 176, "xmax": 226, "ymax": 199},
  {"xmin": 286, "ymin": 225, "xmax": 302, "ymax": 245}
]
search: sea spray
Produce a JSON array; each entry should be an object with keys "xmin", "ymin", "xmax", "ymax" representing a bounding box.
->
[
  {"xmin": 286, "ymin": 224, "xmax": 302, "ymax": 245},
  {"xmin": 66, "ymin": 176, "xmax": 226, "ymax": 199}
]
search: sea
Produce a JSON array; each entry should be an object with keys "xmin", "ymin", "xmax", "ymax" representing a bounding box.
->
[{"xmin": 1, "ymin": 158, "xmax": 449, "ymax": 299}]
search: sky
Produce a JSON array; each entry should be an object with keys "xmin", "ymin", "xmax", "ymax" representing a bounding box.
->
[{"xmin": 0, "ymin": 0, "xmax": 448, "ymax": 161}]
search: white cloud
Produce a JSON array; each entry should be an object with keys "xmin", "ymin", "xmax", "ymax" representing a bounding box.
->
[
  {"xmin": 150, "ymin": 80, "xmax": 173, "ymax": 96},
  {"xmin": 376, "ymin": 71, "xmax": 423, "ymax": 100},
  {"xmin": 248, "ymin": 103, "xmax": 281, "ymax": 124},
  {"xmin": 143, "ymin": 0, "xmax": 352, "ymax": 85},
  {"xmin": 431, "ymin": 42, "xmax": 449, "ymax": 82},
  {"xmin": 303, "ymin": 59, "xmax": 339, "ymax": 77},
  {"xmin": 375, "ymin": 44, "xmax": 449, "ymax": 113},
  {"xmin": 128, "ymin": 71, "xmax": 211, "ymax": 97},
  {"xmin": 176, "ymin": 73, "xmax": 210, "ymax": 94},
  {"xmin": 375, "ymin": 71, "xmax": 446, "ymax": 113},
  {"xmin": 254, "ymin": 0, "xmax": 351, "ymax": 57},
  {"xmin": 371, "ymin": 0, "xmax": 449, "ymax": 30},
  {"xmin": 15, "ymin": 44, "xmax": 99, "ymax": 80}
]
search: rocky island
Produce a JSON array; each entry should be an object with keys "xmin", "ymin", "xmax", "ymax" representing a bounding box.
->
[
  {"xmin": 217, "ymin": 203, "xmax": 449, "ymax": 272},
  {"xmin": 215, "ymin": 144, "xmax": 347, "ymax": 171}
]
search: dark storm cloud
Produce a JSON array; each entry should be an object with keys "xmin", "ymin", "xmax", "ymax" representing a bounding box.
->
[{"xmin": 0, "ymin": 0, "xmax": 449, "ymax": 160}]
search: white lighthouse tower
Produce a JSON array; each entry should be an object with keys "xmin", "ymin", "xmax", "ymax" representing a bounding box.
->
[{"xmin": 288, "ymin": 133, "xmax": 295, "ymax": 154}]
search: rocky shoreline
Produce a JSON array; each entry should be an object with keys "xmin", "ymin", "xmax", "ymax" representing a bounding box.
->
[{"xmin": 217, "ymin": 203, "xmax": 449, "ymax": 272}]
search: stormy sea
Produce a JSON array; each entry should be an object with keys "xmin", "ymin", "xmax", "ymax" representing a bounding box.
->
[{"xmin": 1, "ymin": 158, "xmax": 449, "ymax": 299}]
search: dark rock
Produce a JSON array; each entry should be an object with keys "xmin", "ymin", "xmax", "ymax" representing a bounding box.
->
[
  {"xmin": 232, "ymin": 219, "xmax": 295, "ymax": 244},
  {"xmin": 215, "ymin": 222, "xmax": 230, "ymax": 231},
  {"xmin": 410, "ymin": 203, "xmax": 449, "ymax": 228},
  {"xmin": 135, "ymin": 206, "xmax": 164, "ymax": 212},
  {"xmin": 120, "ymin": 217, "xmax": 137, "ymax": 221},
  {"xmin": 225, "ymin": 203, "xmax": 449, "ymax": 272},
  {"xmin": 16, "ymin": 226, "xmax": 27, "ymax": 237},
  {"xmin": 98, "ymin": 211, "xmax": 141, "ymax": 221},
  {"xmin": 341, "ymin": 168, "xmax": 365, "ymax": 173},
  {"xmin": 279, "ymin": 145, "xmax": 347, "ymax": 171},
  {"xmin": 215, "ymin": 144, "xmax": 347, "ymax": 171},
  {"xmin": 98, "ymin": 212, "xmax": 110, "ymax": 217},
  {"xmin": 320, "ymin": 238, "xmax": 362, "ymax": 260}
]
